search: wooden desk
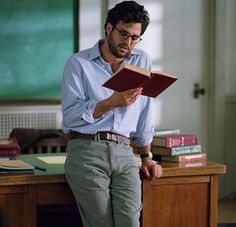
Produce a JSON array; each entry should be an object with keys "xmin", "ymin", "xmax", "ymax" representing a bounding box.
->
[{"xmin": 0, "ymin": 154, "xmax": 226, "ymax": 227}]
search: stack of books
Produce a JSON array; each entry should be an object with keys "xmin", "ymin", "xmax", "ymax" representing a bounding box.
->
[{"xmin": 152, "ymin": 129, "xmax": 207, "ymax": 167}]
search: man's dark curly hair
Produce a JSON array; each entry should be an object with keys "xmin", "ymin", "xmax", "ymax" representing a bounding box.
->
[{"xmin": 104, "ymin": 1, "xmax": 150, "ymax": 36}]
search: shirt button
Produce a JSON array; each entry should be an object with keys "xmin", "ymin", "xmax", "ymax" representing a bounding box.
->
[{"xmin": 114, "ymin": 124, "xmax": 119, "ymax": 128}]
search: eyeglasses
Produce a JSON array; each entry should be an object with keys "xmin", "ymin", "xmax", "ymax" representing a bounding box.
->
[{"xmin": 114, "ymin": 27, "xmax": 142, "ymax": 43}]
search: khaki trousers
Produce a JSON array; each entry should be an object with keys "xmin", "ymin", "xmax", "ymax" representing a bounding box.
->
[{"xmin": 64, "ymin": 139, "xmax": 142, "ymax": 227}]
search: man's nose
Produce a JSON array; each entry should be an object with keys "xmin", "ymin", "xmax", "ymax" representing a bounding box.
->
[{"xmin": 123, "ymin": 36, "xmax": 132, "ymax": 46}]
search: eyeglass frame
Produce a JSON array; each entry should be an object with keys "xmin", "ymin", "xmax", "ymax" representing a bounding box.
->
[{"xmin": 114, "ymin": 27, "xmax": 142, "ymax": 43}]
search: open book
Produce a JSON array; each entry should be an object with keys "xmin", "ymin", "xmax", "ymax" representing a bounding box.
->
[{"xmin": 102, "ymin": 64, "xmax": 177, "ymax": 98}]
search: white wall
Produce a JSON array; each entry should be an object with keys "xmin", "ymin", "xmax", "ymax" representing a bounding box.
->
[
  {"xmin": 224, "ymin": 97, "xmax": 236, "ymax": 198},
  {"xmin": 79, "ymin": 0, "xmax": 103, "ymax": 50},
  {"xmin": 219, "ymin": 0, "xmax": 236, "ymax": 198},
  {"xmin": 225, "ymin": 0, "xmax": 236, "ymax": 96}
]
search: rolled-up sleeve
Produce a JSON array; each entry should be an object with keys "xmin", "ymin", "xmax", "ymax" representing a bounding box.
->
[
  {"xmin": 130, "ymin": 97, "xmax": 154, "ymax": 147},
  {"xmin": 61, "ymin": 58, "xmax": 99, "ymax": 131}
]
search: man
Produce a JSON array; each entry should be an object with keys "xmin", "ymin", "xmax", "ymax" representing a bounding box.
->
[{"xmin": 61, "ymin": 1, "xmax": 162, "ymax": 227}]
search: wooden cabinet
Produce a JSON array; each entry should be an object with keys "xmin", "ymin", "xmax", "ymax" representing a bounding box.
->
[
  {"xmin": 0, "ymin": 185, "xmax": 36, "ymax": 227},
  {"xmin": 142, "ymin": 162, "xmax": 224, "ymax": 227},
  {"xmin": 142, "ymin": 176, "xmax": 213, "ymax": 227},
  {"xmin": 0, "ymin": 156, "xmax": 226, "ymax": 227}
]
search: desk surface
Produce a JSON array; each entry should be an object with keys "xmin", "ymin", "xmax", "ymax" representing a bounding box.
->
[{"xmin": 0, "ymin": 153, "xmax": 226, "ymax": 186}]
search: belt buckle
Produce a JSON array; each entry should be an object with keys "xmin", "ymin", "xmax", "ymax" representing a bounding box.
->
[
  {"xmin": 96, "ymin": 132, "xmax": 104, "ymax": 142},
  {"xmin": 96, "ymin": 132, "xmax": 116, "ymax": 143}
]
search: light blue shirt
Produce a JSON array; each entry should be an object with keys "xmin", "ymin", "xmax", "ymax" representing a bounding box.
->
[{"xmin": 61, "ymin": 40, "xmax": 154, "ymax": 146}]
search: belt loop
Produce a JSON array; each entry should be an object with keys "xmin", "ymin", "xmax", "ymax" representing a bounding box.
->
[
  {"xmin": 116, "ymin": 134, "xmax": 120, "ymax": 144},
  {"xmin": 113, "ymin": 134, "xmax": 118, "ymax": 143},
  {"xmin": 108, "ymin": 133, "xmax": 112, "ymax": 141},
  {"xmin": 96, "ymin": 132, "xmax": 101, "ymax": 142}
]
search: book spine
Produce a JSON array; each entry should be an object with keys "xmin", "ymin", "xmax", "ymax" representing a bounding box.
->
[
  {"xmin": 0, "ymin": 149, "xmax": 20, "ymax": 156},
  {"xmin": 151, "ymin": 145, "xmax": 202, "ymax": 156},
  {"xmin": 178, "ymin": 153, "xmax": 206, "ymax": 162},
  {"xmin": 162, "ymin": 153, "xmax": 206, "ymax": 162},
  {"xmin": 171, "ymin": 145, "xmax": 201, "ymax": 156},
  {"xmin": 154, "ymin": 129, "xmax": 180, "ymax": 136},
  {"xmin": 178, "ymin": 161, "xmax": 206, "ymax": 168},
  {"xmin": 153, "ymin": 135, "xmax": 198, "ymax": 147},
  {"xmin": 169, "ymin": 136, "xmax": 197, "ymax": 147}
]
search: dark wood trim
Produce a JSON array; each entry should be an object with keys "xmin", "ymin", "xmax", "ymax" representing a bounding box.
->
[
  {"xmin": 0, "ymin": 99, "xmax": 61, "ymax": 106},
  {"xmin": 74, "ymin": 0, "xmax": 79, "ymax": 52}
]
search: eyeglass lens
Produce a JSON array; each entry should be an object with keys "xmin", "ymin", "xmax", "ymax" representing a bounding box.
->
[{"xmin": 115, "ymin": 27, "xmax": 142, "ymax": 43}]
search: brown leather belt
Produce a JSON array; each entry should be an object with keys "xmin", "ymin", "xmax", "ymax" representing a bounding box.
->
[{"xmin": 68, "ymin": 131, "xmax": 130, "ymax": 145}]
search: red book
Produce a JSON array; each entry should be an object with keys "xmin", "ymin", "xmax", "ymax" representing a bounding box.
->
[
  {"xmin": 152, "ymin": 134, "xmax": 198, "ymax": 147},
  {"xmin": 0, "ymin": 137, "xmax": 20, "ymax": 156},
  {"xmin": 177, "ymin": 160, "xmax": 207, "ymax": 168},
  {"xmin": 102, "ymin": 64, "xmax": 177, "ymax": 98},
  {"xmin": 161, "ymin": 152, "xmax": 207, "ymax": 163}
]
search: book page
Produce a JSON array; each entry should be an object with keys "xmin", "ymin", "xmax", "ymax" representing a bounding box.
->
[
  {"xmin": 0, "ymin": 139, "xmax": 10, "ymax": 145},
  {"xmin": 125, "ymin": 64, "xmax": 150, "ymax": 77},
  {"xmin": 151, "ymin": 71, "xmax": 177, "ymax": 79}
]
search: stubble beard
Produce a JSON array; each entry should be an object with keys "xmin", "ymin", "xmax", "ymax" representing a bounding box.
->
[{"xmin": 108, "ymin": 36, "xmax": 130, "ymax": 59}]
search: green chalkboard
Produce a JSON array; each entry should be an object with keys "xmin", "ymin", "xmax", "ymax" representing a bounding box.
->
[{"xmin": 0, "ymin": 0, "xmax": 78, "ymax": 101}]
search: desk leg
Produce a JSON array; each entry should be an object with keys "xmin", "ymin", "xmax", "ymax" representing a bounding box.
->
[
  {"xmin": 141, "ymin": 179, "xmax": 151, "ymax": 227},
  {"xmin": 209, "ymin": 175, "xmax": 218, "ymax": 227},
  {"xmin": 27, "ymin": 185, "xmax": 37, "ymax": 227}
]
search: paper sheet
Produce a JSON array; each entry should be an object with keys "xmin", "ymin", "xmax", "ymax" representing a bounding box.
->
[{"xmin": 37, "ymin": 156, "xmax": 66, "ymax": 165}]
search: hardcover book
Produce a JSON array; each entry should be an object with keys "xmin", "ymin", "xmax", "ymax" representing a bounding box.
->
[
  {"xmin": 152, "ymin": 134, "xmax": 198, "ymax": 147},
  {"xmin": 161, "ymin": 152, "xmax": 206, "ymax": 162},
  {"xmin": 154, "ymin": 128, "xmax": 181, "ymax": 136},
  {"xmin": 152, "ymin": 144, "xmax": 202, "ymax": 156},
  {"xmin": 0, "ymin": 137, "xmax": 20, "ymax": 156},
  {"xmin": 102, "ymin": 64, "xmax": 177, "ymax": 98},
  {"xmin": 177, "ymin": 160, "xmax": 207, "ymax": 168},
  {"xmin": 0, "ymin": 159, "xmax": 34, "ymax": 174}
]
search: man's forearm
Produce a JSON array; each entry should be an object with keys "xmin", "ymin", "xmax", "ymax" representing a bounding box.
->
[
  {"xmin": 136, "ymin": 144, "xmax": 152, "ymax": 155},
  {"xmin": 93, "ymin": 98, "xmax": 114, "ymax": 118}
]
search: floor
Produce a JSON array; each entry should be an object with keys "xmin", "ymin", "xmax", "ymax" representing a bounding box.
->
[{"xmin": 218, "ymin": 198, "xmax": 236, "ymax": 226}]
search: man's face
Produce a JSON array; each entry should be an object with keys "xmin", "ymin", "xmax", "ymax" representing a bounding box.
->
[{"xmin": 107, "ymin": 21, "xmax": 142, "ymax": 58}]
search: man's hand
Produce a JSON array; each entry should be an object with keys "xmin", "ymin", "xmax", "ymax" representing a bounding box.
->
[
  {"xmin": 109, "ymin": 87, "xmax": 143, "ymax": 107},
  {"xmin": 141, "ymin": 158, "xmax": 163, "ymax": 180},
  {"xmin": 93, "ymin": 87, "xmax": 142, "ymax": 118}
]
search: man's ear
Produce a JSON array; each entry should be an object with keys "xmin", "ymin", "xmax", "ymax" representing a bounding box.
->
[{"xmin": 105, "ymin": 22, "xmax": 113, "ymax": 36}]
